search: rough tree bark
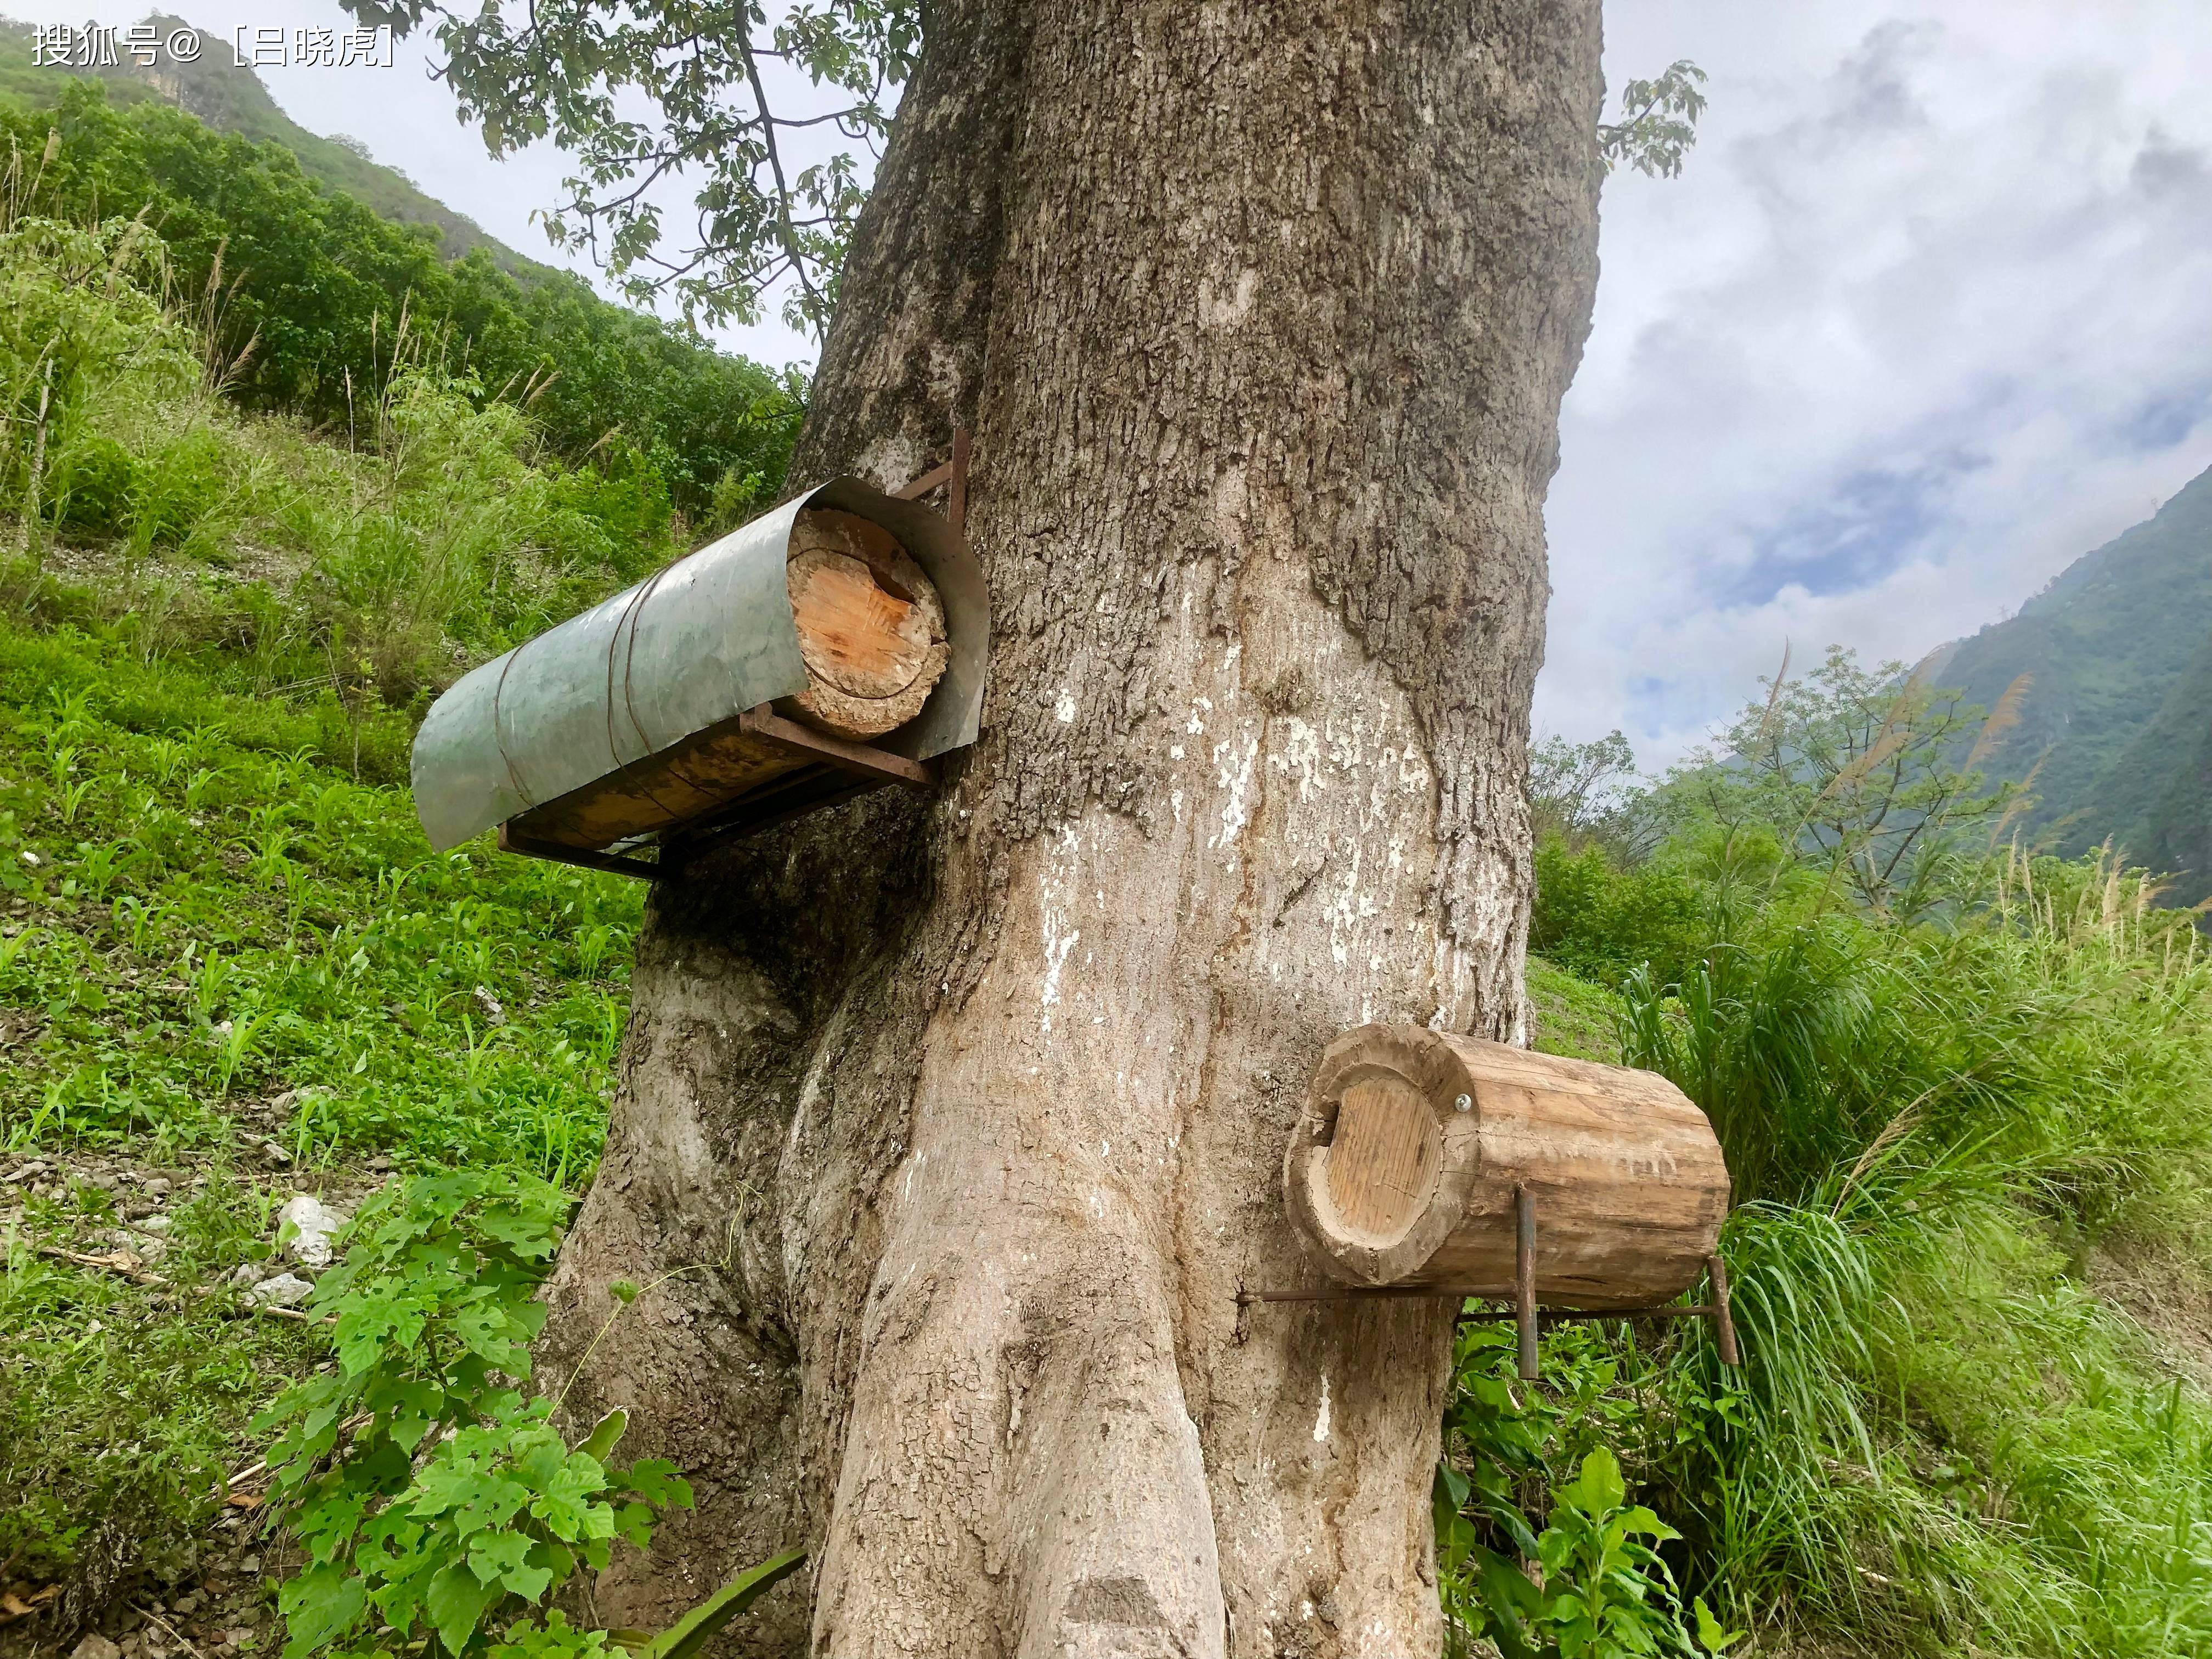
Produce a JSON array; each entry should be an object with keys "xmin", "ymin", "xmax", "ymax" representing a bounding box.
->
[{"xmin": 537, "ymin": 2, "xmax": 1602, "ymax": 1654}]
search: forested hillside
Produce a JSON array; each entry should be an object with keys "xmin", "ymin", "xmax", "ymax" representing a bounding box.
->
[
  {"xmin": 0, "ymin": 13, "xmax": 540, "ymax": 276},
  {"xmin": 1929, "ymin": 461, "xmax": 2212, "ymax": 902},
  {"xmin": 0, "ymin": 67, "xmax": 803, "ymax": 523}
]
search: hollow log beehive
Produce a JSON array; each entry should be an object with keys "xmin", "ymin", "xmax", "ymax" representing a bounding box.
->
[
  {"xmin": 499, "ymin": 511, "xmax": 949, "ymax": 853},
  {"xmin": 409, "ymin": 473, "xmax": 986, "ymax": 869},
  {"xmin": 1283, "ymin": 1024, "xmax": 1730, "ymax": 1308}
]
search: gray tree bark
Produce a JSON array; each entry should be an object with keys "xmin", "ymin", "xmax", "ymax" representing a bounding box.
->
[{"xmin": 538, "ymin": 2, "xmax": 1602, "ymax": 1654}]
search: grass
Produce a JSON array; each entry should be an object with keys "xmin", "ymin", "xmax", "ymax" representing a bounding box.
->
[
  {"xmin": 0, "ymin": 189, "xmax": 663, "ymax": 1638},
  {"xmin": 1, "ymin": 1171, "xmax": 319, "ymax": 1628},
  {"xmin": 0, "ymin": 624, "xmax": 641, "ymax": 1174},
  {"xmin": 0, "ymin": 617, "xmax": 642, "ymax": 1620},
  {"xmin": 1526, "ymin": 956, "xmax": 1624, "ymax": 1064},
  {"xmin": 1466, "ymin": 833, "xmax": 2212, "ymax": 1658}
]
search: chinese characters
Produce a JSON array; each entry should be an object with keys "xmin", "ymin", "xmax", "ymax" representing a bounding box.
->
[{"xmin": 29, "ymin": 21, "xmax": 395, "ymax": 71}]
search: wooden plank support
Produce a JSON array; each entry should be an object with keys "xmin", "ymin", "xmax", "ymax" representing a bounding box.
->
[{"xmin": 1515, "ymin": 1184, "xmax": 1539, "ymax": 1381}]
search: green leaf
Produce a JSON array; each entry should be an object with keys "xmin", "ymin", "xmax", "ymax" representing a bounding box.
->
[
  {"xmin": 469, "ymin": 1530, "xmax": 555, "ymax": 1602},
  {"xmin": 1694, "ymin": 1596, "xmax": 1745, "ymax": 1655},
  {"xmin": 578, "ymin": 1408, "xmax": 628, "ymax": 1464},
  {"xmin": 426, "ymin": 1561, "xmax": 506, "ymax": 1656},
  {"xmin": 621, "ymin": 1459, "xmax": 692, "ymax": 1509},
  {"xmin": 639, "ymin": 1549, "xmax": 808, "ymax": 1659},
  {"xmin": 277, "ymin": 1564, "xmax": 368, "ymax": 1659},
  {"xmin": 1470, "ymin": 1548, "xmax": 1547, "ymax": 1659},
  {"xmin": 1557, "ymin": 1447, "xmax": 1628, "ymax": 1517}
]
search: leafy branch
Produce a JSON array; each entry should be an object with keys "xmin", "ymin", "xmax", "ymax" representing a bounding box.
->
[
  {"xmin": 1600, "ymin": 60, "xmax": 1708, "ymax": 180},
  {"xmin": 339, "ymin": 0, "xmax": 920, "ymax": 336}
]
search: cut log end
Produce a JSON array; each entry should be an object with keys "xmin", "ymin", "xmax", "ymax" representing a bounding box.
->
[
  {"xmin": 1323, "ymin": 1074, "xmax": 1441, "ymax": 1247},
  {"xmin": 1283, "ymin": 1024, "xmax": 1731, "ymax": 1306},
  {"xmin": 780, "ymin": 509, "xmax": 948, "ymax": 741}
]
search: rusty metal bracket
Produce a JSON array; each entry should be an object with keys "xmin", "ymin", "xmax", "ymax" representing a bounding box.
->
[
  {"xmin": 1515, "ymin": 1183, "xmax": 1539, "ymax": 1379},
  {"xmin": 498, "ymin": 822, "xmax": 661, "ymax": 881},
  {"xmin": 1238, "ymin": 1225, "xmax": 1743, "ymax": 1378},
  {"xmin": 893, "ymin": 426, "xmax": 970, "ymax": 541}
]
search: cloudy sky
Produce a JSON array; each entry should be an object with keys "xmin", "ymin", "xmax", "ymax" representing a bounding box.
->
[
  {"xmin": 1561, "ymin": 2, "xmax": 2212, "ymax": 764},
  {"xmin": 9, "ymin": 2, "xmax": 2210, "ymax": 769}
]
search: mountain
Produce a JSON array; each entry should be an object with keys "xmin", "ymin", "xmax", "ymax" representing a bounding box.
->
[
  {"xmin": 0, "ymin": 12, "xmax": 550, "ymax": 277},
  {"xmin": 1929, "ymin": 460, "xmax": 2212, "ymax": 902}
]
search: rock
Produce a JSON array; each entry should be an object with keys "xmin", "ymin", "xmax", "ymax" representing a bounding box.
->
[
  {"xmin": 245, "ymin": 1272, "xmax": 314, "ymax": 1309},
  {"xmin": 143, "ymin": 1176, "xmax": 172, "ymax": 1198},
  {"xmin": 229, "ymin": 1263, "xmax": 264, "ymax": 1288},
  {"xmin": 472, "ymin": 985, "xmax": 506, "ymax": 1025},
  {"xmin": 116, "ymin": 1228, "xmax": 170, "ymax": 1263},
  {"xmin": 277, "ymin": 1194, "xmax": 351, "ymax": 1268},
  {"xmin": 258, "ymin": 1141, "xmax": 291, "ymax": 1167},
  {"xmin": 72, "ymin": 1634, "xmax": 122, "ymax": 1659},
  {"xmin": 264, "ymin": 1085, "xmax": 331, "ymax": 1119},
  {"xmin": 138, "ymin": 1214, "xmax": 172, "ymax": 1232}
]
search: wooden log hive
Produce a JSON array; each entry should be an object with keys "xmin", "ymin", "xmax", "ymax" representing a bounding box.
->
[
  {"xmin": 779, "ymin": 509, "xmax": 950, "ymax": 740},
  {"xmin": 504, "ymin": 509, "xmax": 946, "ymax": 852},
  {"xmin": 1282, "ymin": 1024, "xmax": 1730, "ymax": 1308}
]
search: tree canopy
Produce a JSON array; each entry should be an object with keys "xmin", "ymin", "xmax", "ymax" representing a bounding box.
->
[{"xmin": 340, "ymin": 0, "xmax": 1700, "ymax": 338}]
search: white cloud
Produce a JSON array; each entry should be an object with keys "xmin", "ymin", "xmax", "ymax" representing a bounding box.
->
[{"xmin": 1544, "ymin": 2, "xmax": 2212, "ymax": 768}]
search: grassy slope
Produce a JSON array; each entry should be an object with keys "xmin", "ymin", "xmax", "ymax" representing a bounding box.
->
[
  {"xmin": 2096, "ymin": 620, "xmax": 2212, "ymax": 899},
  {"xmin": 1511, "ymin": 883, "xmax": 2212, "ymax": 1658},
  {"xmin": 1526, "ymin": 955, "xmax": 1623, "ymax": 1063},
  {"xmin": 1933, "ymin": 460, "xmax": 2212, "ymax": 894},
  {"xmin": 0, "ymin": 13, "xmax": 550, "ymax": 279},
  {"xmin": 0, "ymin": 618, "xmax": 642, "ymax": 1636}
]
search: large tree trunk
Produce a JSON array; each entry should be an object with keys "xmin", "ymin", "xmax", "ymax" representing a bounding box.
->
[{"xmin": 537, "ymin": 2, "xmax": 1602, "ymax": 1653}]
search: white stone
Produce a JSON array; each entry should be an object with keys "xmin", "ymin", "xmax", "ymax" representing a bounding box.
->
[
  {"xmin": 277, "ymin": 1194, "xmax": 349, "ymax": 1267},
  {"xmin": 246, "ymin": 1271, "xmax": 314, "ymax": 1309},
  {"xmin": 72, "ymin": 1633, "xmax": 121, "ymax": 1659}
]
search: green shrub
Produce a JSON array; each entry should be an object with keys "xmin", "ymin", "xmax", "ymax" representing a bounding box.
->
[
  {"xmin": 1531, "ymin": 836, "xmax": 1704, "ymax": 990},
  {"xmin": 48, "ymin": 432, "xmax": 137, "ymax": 534},
  {"xmin": 261, "ymin": 1171, "xmax": 692, "ymax": 1659},
  {"xmin": 1, "ymin": 80, "xmax": 800, "ymax": 520}
]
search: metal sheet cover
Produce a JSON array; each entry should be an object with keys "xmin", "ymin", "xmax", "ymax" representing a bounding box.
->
[{"xmin": 409, "ymin": 476, "xmax": 985, "ymax": 853}]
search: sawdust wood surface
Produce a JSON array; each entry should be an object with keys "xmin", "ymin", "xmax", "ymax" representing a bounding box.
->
[{"xmin": 779, "ymin": 509, "xmax": 949, "ymax": 741}]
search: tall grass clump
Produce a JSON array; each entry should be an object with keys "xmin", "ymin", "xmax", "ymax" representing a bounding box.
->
[{"xmin": 1454, "ymin": 659, "xmax": 2212, "ymax": 1657}]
